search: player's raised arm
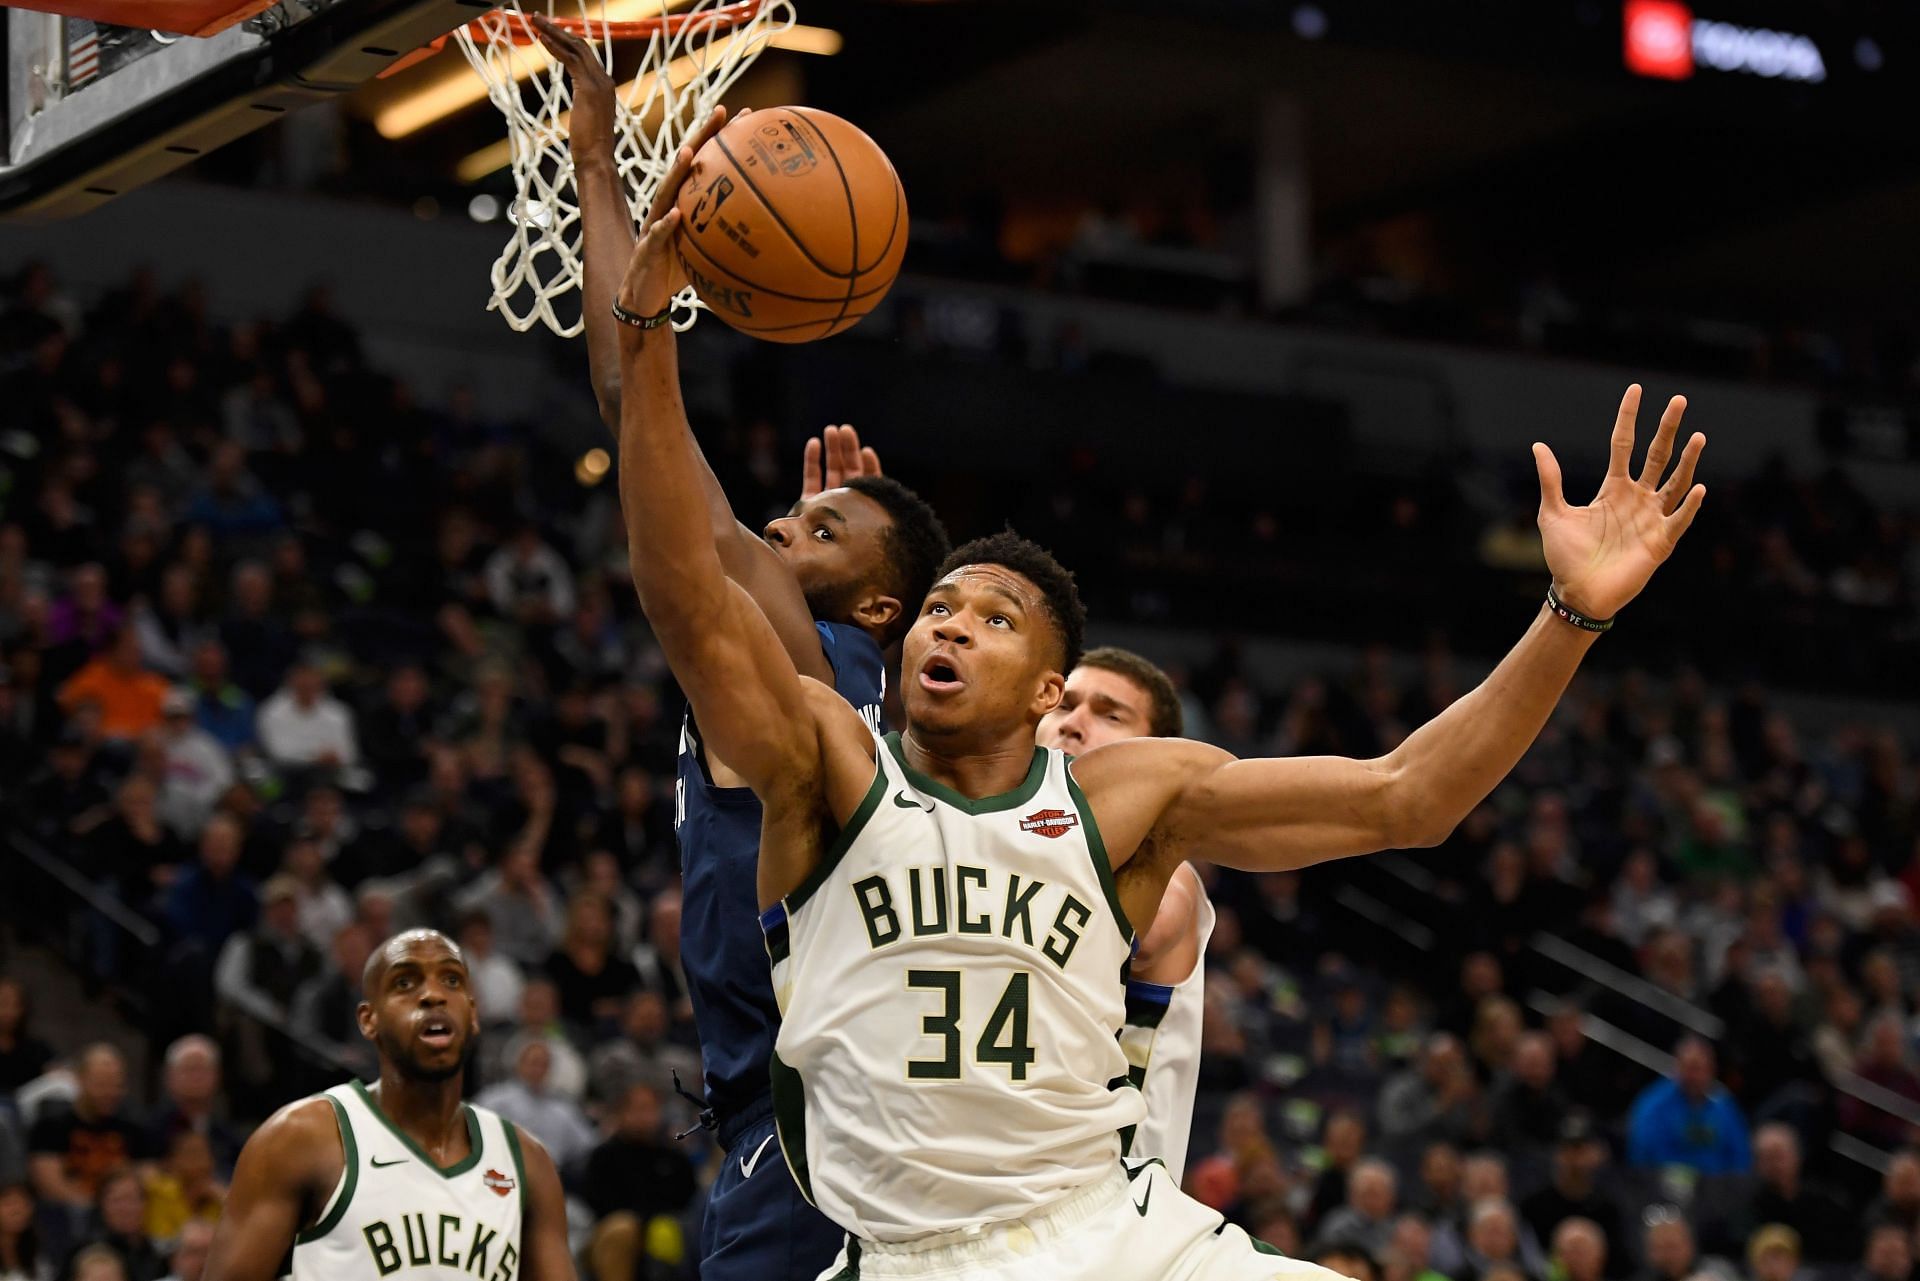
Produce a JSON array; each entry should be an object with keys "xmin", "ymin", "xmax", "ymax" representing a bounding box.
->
[
  {"xmin": 203, "ymin": 1100, "xmax": 341, "ymax": 1281},
  {"xmin": 1101, "ymin": 386, "xmax": 1707, "ymax": 873},
  {"xmin": 534, "ymin": 20, "xmax": 832, "ymax": 681},
  {"xmin": 612, "ymin": 207, "xmax": 821, "ymax": 795}
]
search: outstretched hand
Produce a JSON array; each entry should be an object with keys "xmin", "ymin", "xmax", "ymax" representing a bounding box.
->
[
  {"xmin": 801, "ymin": 424, "xmax": 884, "ymax": 500},
  {"xmin": 613, "ymin": 103, "xmax": 736, "ymax": 319},
  {"xmin": 1533, "ymin": 384, "xmax": 1707, "ymax": 620},
  {"xmin": 530, "ymin": 16, "xmax": 617, "ymax": 158}
]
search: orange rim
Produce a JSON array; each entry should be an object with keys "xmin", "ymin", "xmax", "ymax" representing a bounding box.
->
[{"xmin": 471, "ymin": 0, "xmax": 767, "ymax": 43}]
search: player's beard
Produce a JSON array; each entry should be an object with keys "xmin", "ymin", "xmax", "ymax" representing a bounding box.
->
[
  {"xmin": 802, "ymin": 576, "xmax": 863, "ymax": 630},
  {"xmin": 377, "ymin": 1025, "xmax": 476, "ymax": 1084}
]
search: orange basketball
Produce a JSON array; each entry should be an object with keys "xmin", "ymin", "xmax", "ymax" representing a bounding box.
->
[{"xmin": 674, "ymin": 106, "xmax": 908, "ymax": 343}]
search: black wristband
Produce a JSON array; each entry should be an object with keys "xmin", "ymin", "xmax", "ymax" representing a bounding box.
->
[
  {"xmin": 1545, "ymin": 583, "xmax": 1614, "ymax": 633},
  {"xmin": 612, "ymin": 300, "xmax": 673, "ymax": 329}
]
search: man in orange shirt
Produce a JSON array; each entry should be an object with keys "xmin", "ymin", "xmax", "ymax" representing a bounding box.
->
[{"xmin": 58, "ymin": 627, "xmax": 169, "ymax": 741}]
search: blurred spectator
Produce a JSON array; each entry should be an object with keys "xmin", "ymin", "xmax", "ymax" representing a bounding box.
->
[
  {"xmin": 183, "ymin": 642, "xmax": 253, "ymax": 755},
  {"xmin": 66, "ymin": 1244, "xmax": 125, "ymax": 1281},
  {"xmin": 163, "ymin": 816, "xmax": 258, "ymax": 955},
  {"xmin": 27, "ymin": 1046, "xmax": 144, "ymax": 1215},
  {"xmin": 1839, "ymin": 1014, "xmax": 1920, "ymax": 1149},
  {"xmin": 0, "ymin": 981, "xmax": 52, "ymax": 1095},
  {"xmin": 216, "ymin": 565, "xmax": 292, "ymax": 703},
  {"xmin": 1383, "ymin": 1215, "xmax": 1448, "ymax": 1281},
  {"xmin": 255, "ymin": 657, "xmax": 357, "ymax": 775},
  {"xmin": 1307, "ymin": 1110, "xmax": 1369, "ymax": 1232},
  {"xmin": 280, "ymin": 838, "xmax": 352, "ymax": 955},
  {"xmin": 485, "ymin": 524, "xmax": 574, "ymax": 629},
  {"xmin": 71, "ymin": 1168, "xmax": 161, "ymax": 1281},
  {"xmin": 1317, "ymin": 1158, "xmax": 1399, "ymax": 1256},
  {"xmin": 142, "ymin": 1038, "xmax": 238, "ymax": 1181},
  {"xmin": 1865, "ymin": 1151, "xmax": 1920, "ymax": 1232},
  {"xmin": 1745, "ymin": 1225, "xmax": 1802, "ymax": 1281},
  {"xmin": 1519, "ymin": 1114, "xmax": 1625, "ymax": 1274},
  {"xmin": 151, "ymin": 690, "xmax": 231, "ymax": 840},
  {"xmin": 56, "ymin": 630, "xmax": 166, "ymax": 744},
  {"xmin": 1317, "ymin": 1244, "xmax": 1382, "ymax": 1281},
  {"xmin": 1634, "ymin": 1210, "xmax": 1712, "ymax": 1281},
  {"xmin": 452, "ymin": 911, "xmax": 523, "ymax": 1026},
  {"xmin": 1551, "ymin": 1219, "xmax": 1607, "ymax": 1281},
  {"xmin": 0, "ymin": 1181, "xmax": 48, "ymax": 1281},
  {"xmin": 586, "ymin": 991, "xmax": 700, "ymax": 1116},
  {"xmin": 543, "ymin": 895, "xmax": 640, "ymax": 1033},
  {"xmin": 1487, "ymin": 1032, "xmax": 1564, "ymax": 1153},
  {"xmin": 1855, "ymin": 1223, "xmax": 1913, "ymax": 1281},
  {"xmin": 214, "ymin": 876, "xmax": 324, "ymax": 1024},
  {"xmin": 290, "ymin": 924, "xmax": 376, "ymax": 1081},
  {"xmin": 154, "ymin": 1220, "xmax": 210, "ymax": 1281},
  {"xmin": 453, "ymin": 844, "xmax": 561, "ymax": 969},
  {"xmin": 581, "ymin": 1084, "xmax": 695, "ymax": 1281},
  {"xmin": 472, "ymin": 1039, "xmax": 594, "ymax": 1173},
  {"xmin": 1711, "ymin": 1124, "xmax": 1850, "ymax": 1263},
  {"xmin": 1379, "ymin": 1034, "xmax": 1480, "ymax": 1149},
  {"xmin": 182, "ymin": 445, "xmax": 282, "ymax": 546},
  {"xmin": 85, "ymin": 776, "xmax": 186, "ymax": 911},
  {"xmin": 139, "ymin": 1132, "xmax": 221, "ymax": 1248},
  {"xmin": 1459, "ymin": 1199, "xmax": 1535, "ymax": 1281},
  {"xmin": 484, "ymin": 983, "xmax": 585, "ymax": 1104},
  {"xmin": 1626, "ymin": 1038, "xmax": 1751, "ymax": 1175}
]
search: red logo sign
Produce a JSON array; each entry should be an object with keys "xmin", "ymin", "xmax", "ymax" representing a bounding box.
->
[
  {"xmin": 1020, "ymin": 808, "xmax": 1079, "ymax": 839},
  {"xmin": 483, "ymin": 1168, "xmax": 515, "ymax": 1197},
  {"xmin": 1624, "ymin": 0, "xmax": 1694, "ymax": 80}
]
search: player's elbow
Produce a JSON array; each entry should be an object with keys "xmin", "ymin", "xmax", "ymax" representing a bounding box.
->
[
  {"xmin": 1381, "ymin": 771, "xmax": 1455, "ymax": 850},
  {"xmin": 595, "ymin": 379, "xmax": 623, "ymax": 432}
]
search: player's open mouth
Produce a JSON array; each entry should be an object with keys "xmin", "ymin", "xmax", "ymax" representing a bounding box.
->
[
  {"xmin": 919, "ymin": 655, "xmax": 964, "ymax": 693},
  {"xmin": 419, "ymin": 1016, "xmax": 455, "ymax": 1047}
]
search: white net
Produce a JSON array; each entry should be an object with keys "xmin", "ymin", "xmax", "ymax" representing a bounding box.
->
[{"xmin": 455, "ymin": 0, "xmax": 796, "ymax": 336}]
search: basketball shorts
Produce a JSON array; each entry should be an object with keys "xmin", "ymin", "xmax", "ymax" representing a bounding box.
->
[
  {"xmin": 703, "ymin": 1111, "xmax": 848, "ymax": 1281},
  {"xmin": 812, "ymin": 1159, "xmax": 1344, "ymax": 1281}
]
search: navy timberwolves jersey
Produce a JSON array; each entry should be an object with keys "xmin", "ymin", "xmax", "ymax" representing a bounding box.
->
[{"xmin": 675, "ymin": 621, "xmax": 886, "ymax": 1118}]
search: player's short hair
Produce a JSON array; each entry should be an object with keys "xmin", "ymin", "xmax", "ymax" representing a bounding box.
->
[
  {"xmin": 1078, "ymin": 646, "xmax": 1182, "ymax": 737},
  {"xmin": 845, "ymin": 476, "xmax": 950, "ymax": 645},
  {"xmin": 935, "ymin": 532, "xmax": 1085, "ymax": 674}
]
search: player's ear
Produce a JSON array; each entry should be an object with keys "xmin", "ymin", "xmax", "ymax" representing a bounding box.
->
[
  {"xmin": 356, "ymin": 1000, "xmax": 376, "ymax": 1042},
  {"xmin": 1030, "ymin": 670, "xmax": 1065, "ymax": 721},
  {"xmin": 853, "ymin": 591, "xmax": 901, "ymax": 633}
]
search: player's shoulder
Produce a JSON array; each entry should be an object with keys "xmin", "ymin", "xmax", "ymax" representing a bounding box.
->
[
  {"xmin": 234, "ymin": 1094, "xmax": 344, "ymax": 1183},
  {"xmin": 1069, "ymin": 735, "xmax": 1229, "ymax": 795}
]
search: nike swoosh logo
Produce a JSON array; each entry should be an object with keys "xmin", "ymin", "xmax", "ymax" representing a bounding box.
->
[
  {"xmin": 739, "ymin": 1135, "xmax": 775, "ymax": 1180},
  {"xmin": 893, "ymin": 791, "xmax": 933, "ymax": 812},
  {"xmin": 1133, "ymin": 1179, "xmax": 1152, "ymax": 1217},
  {"xmin": 371, "ymin": 1157, "xmax": 408, "ymax": 1168}
]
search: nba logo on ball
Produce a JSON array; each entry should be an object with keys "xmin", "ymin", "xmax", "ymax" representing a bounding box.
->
[{"xmin": 1020, "ymin": 809, "xmax": 1079, "ymax": 839}]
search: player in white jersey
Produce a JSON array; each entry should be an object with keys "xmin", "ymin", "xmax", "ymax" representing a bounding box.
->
[
  {"xmin": 613, "ymin": 188, "xmax": 1708, "ymax": 1279},
  {"xmin": 1038, "ymin": 646, "xmax": 1213, "ymax": 1184},
  {"xmin": 204, "ymin": 931, "xmax": 575, "ymax": 1281}
]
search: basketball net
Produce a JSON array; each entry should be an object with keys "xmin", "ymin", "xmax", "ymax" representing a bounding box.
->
[{"xmin": 455, "ymin": 0, "xmax": 795, "ymax": 336}]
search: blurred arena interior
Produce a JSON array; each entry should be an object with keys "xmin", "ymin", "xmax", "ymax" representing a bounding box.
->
[{"xmin": 10, "ymin": 0, "xmax": 1920, "ymax": 1279}]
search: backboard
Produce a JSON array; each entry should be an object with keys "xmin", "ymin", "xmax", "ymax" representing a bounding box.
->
[{"xmin": 2, "ymin": 0, "xmax": 491, "ymax": 220}]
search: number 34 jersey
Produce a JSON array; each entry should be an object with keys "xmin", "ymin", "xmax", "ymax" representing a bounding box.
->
[{"xmin": 763, "ymin": 731, "xmax": 1145, "ymax": 1243}]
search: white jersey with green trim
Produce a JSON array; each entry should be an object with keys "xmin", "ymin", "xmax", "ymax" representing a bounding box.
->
[
  {"xmin": 764, "ymin": 730, "xmax": 1144, "ymax": 1243},
  {"xmin": 291, "ymin": 1082, "xmax": 526, "ymax": 1281},
  {"xmin": 1120, "ymin": 883, "xmax": 1215, "ymax": 1185}
]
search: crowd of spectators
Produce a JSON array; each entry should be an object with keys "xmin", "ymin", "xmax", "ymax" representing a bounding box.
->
[{"xmin": 5, "ymin": 256, "xmax": 1920, "ymax": 1281}]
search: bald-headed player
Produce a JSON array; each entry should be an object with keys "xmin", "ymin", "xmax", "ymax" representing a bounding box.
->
[
  {"xmin": 205, "ymin": 930, "xmax": 572, "ymax": 1281},
  {"xmin": 1038, "ymin": 647, "xmax": 1212, "ymax": 1184}
]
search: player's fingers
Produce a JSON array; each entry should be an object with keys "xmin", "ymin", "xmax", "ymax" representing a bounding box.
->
[
  {"xmin": 1659, "ymin": 433, "xmax": 1706, "ymax": 514},
  {"xmin": 1639, "ymin": 395, "xmax": 1686, "ymax": 487},
  {"xmin": 1607, "ymin": 384, "xmax": 1641, "ymax": 479},
  {"xmin": 802, "ymin": 438, "xmax": 823, "ymax": 498},
  {"xmin": 861, "ymin": 446, "xmax": 883, "ymax": 477},
  {"xmin": 529, "ymin": 14, "xmax": 586, "ymax": 64},
  {"xmin": 1533, "ymin": 442, "xmax": 1567, "ymax": 516},
  {"xmin": 1665, "ymin": 484, "xmax": 1707, "ymax": 539},
  {"xmin": 832, "ymin": 425, "xmax": 859, "ymax": 480}
]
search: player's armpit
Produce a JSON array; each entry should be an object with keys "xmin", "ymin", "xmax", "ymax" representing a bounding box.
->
[
  {"xmin": 1130, "ymin": 862, "xmax": 1202, "ymax": 985},
  {"xmin": 204, "ymin": 1099, "xmax": 342, "ymax": 1281},
  {"xmin": 508, "ymin": 1128, "xmax": 576, "ymax": 1281}
]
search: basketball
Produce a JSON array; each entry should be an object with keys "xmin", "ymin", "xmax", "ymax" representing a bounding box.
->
[{"xmin": 673, "ymin": 106, "xmax": 908, "ymax": 343}]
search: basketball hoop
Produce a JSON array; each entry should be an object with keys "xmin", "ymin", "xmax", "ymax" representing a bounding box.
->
[{"xmin": 454, "ymin": 0, "xmax": 795, "ymax": 336}]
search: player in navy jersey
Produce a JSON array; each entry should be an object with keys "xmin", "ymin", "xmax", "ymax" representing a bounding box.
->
[{"xmin": 535, "ymin": 24, "xmax": 952, "ymax": 1281}]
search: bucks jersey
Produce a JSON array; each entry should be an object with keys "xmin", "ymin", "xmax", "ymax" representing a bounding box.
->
[
  {"xmin": 677, "ymin": 621, "xmax": 886, "ymax": 1121},
  {"xmin": 1119, "ymin": 884, "xmax": 1215, "ymax": 1185},
  {"xmin": 763, "ymin": 731, "xmax": 1143, "ymax": 1242},
  {"xmin": 291, "ymin": 1082, "xmax": 524, "ymax": 1281}
]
